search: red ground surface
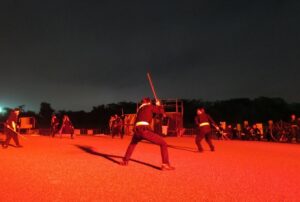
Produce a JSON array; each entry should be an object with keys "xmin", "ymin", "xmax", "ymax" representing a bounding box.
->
[{"xmin": 0, "ymin": 134, "xmax": 300, "ymax": 201}]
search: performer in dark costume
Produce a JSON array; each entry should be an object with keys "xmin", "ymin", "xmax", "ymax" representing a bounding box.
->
[
  {"xmin": 120, "ymin": 98, "xmax": 174, "ymax": 171},
  {"xmin": 2, "ymin": 108, "xmax": 22, "ymax": 148},
  {"xmin": 59, "ymin": 115, "xmax": 74, "ymax": 139},
  {"xmin": 51, "ymin": 114, "xmax": 59, "ymax": 137},
  {"xmin": 112, "ymin": 115, "xmax": 122, "ymax": 139},
  {"xmin": 194, "ymin": 107, "xmax": 219, "ymax": 152}
]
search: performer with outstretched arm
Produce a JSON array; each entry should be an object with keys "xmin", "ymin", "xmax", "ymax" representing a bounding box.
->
[
  {"xmin": 194, "ymin": 107, "xmax": 219, "ymax": 152},
  {"xmin": 119, "ymin": 97, "xmax": 175, "ymax": 171},
  {"xmin": 2, "ymin": 108, "xmax": 22, "ymax": 148}
]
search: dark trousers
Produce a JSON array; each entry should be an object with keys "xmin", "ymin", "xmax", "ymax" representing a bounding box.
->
[
  {"xmin": 60, "ymin": 126, "xmax": 74, "ymax": 138},
  {"xmin": 112, "ymin": 126, "xmax": 122, "ymax": 138},
  {"xmin": 4, "ymin": 127, "xmax": 20, "ymax": 146},
  {"xmin": 51, "ymin": 124, "xmax": 59, "ymax": 137},
  {"xmin": 195, "ymin": 127, "xmax": 214, "ymax": 151},
  {"xmin": 123, "ymin": 126, "xmax": 170, "ymax": 164}
]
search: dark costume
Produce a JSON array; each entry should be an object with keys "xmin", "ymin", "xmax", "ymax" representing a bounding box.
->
[
  {"xmin": 112, "ymin": 116, "xmax": 123, "ymax": 139},
  {"xmin": 2, "ymin": 110, "xmax": 21, "ymax": 148},
  {"xmin": 251, "ymin": 127, "xmax": 262, "ymax": 141},
  {"xmin": 59, "ymin": 116, "xmax": 74, "ymax": 139},
  {"xmin": 194, "ymin": 111, "xmax": 217, "ymax": 152},
  {"xmin": 120, "ymin": 100, "xmax": 174, "ymax": 170},
  {"xmin": 51, "ymin": 115, "xmax": 59, "ymax": 137}
]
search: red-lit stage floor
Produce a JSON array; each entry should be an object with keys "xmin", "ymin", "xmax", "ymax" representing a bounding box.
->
[{"xmin": 0, "ymin": 135, "xmax": 299, "ymax": 201}]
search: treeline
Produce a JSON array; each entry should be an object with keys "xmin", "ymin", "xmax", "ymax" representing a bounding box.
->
[
  {"xmin": 183, "ymin": 97, "xmax": 300, "ymax": 127},
  {"xmin": 1, "ymin": 97, "xmax": 299, "ymax": 129}
]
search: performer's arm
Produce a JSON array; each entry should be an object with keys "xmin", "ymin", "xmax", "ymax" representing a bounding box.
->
[
  {"xmin": 152, "ymin": 101, "xmax": 165, "ymax": 115},
  {"xmin": 208, "ymin": 115, "xmax": 219, "ymax": 130},
  {"xmin": 195, "ymin": 116, "xmax": 199, "ymax": 126}
]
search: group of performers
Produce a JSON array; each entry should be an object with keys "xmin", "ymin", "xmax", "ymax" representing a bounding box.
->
[
  {"xmin": 2, "ymin": 98, "xmax": 219, "ymax": 171},
  {"xmin": 119, "ymin": 97, "xmax": 219, "ymax": 171},
  {"xmin": 51, "ymin": 114, "xmax": 75, "ymax": 139}
]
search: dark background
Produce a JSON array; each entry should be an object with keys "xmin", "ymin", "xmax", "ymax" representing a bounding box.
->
[
  {"xmin": 1, "ymin": 0, "xmax": 300, "ymax": 112},
  {"xmin": 1, "ymin": 97, "xmax": 299, "ymax": 130}
]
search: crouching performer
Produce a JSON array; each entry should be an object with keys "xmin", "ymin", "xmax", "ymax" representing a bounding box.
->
[{"xmin": 120, "ymin": 97, "xmax": 174, "ymax": 171}]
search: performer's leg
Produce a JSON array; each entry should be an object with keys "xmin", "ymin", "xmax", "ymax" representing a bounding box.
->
[
  {"xmin": 122, "ymin": 134, "xmax": 142, "ymax": 162},
  {"xmin": 205, "ymin": 132, "xmax": 214, "ymax": 151},
  {"xmin": 195, "ymin": 131, "xmax": 205, "ymax": 152},
  {"xmin": 3, "ymin": 128, "xmax": 13, "ymax": 147},
  {"xmin": 51, "ymin": 126, "xmax": 55, "ymax": 137},
  {"xmin": 11, "ymin": 131, "xmax": 20, "ymax": 146},
  {"xmin": 141, "ymin": 130, "xmax": 170, "ymax": 164}
]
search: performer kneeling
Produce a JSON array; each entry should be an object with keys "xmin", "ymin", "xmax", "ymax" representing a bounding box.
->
[
  {"xmin": 195, "ymin": 107, "xmax": 219, "ymax": 152},
  {"xmin": 2, "ymin": 108, "xmax": 22, "ymax": 148},
  {"xmin": 59, "ymin": 115, "xmax": 74, "ymax": 139},
  {"xmin": 120, "ymin": 98, "xmax": 174, "ymax": 171}
]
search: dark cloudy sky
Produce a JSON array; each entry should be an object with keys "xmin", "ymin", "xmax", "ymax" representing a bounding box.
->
[{"xmin": 0, "ymin": 0, "xmax": 299, "ymax": 111}]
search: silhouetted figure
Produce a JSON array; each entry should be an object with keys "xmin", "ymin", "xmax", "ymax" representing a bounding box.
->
[
  {"xmin": 194, "ymin": 107, "xmax": 219, "ymax": 152},
  {"xmin": 59, "ymin": 115, "xmax": 74, "ymax": 139},
  {"xmin": 111, "ymin": 114, "xmax": 122, "ymax": 138},
  {"xmin": 250, "ymin": 124, "xmax": 261, "ymax": 141},
  {"xmin": 224, "ymin": 124, "xmax": 233, "ymax": 139},
  {"xmin": 51, "ymin": 114, "xmax": 59, "ymax": 137},
  {"xmin": 109, "ymin": 115, "xmax": 116, "ymax": 135},
  {"xmin": 241, "ymin": 121, "xmax": 251, "ymax": 140},
  {"xmin": 120, "ymin": 114, "xmax": 126, "ymax": 138},
  {"xmin": 120, "ymin": 97, "xmax": 174, "ymax": 171},
  {"xmin": 2, "ymin": 108, "xmax": 22, "ymax": 148}
]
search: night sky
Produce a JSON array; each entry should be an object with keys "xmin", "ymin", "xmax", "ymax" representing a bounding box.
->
[{"xmin": 1, "ymin": 0, "xmax": 299, "ymax": 112}]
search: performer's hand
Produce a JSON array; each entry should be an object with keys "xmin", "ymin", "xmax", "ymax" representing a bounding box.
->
[{"xmin": 156, "ymin": 100, "xmax": 161, "ymax": 106}]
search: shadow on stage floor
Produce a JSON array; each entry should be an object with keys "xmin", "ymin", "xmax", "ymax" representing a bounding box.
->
[
  {"xmin": 141, "ymin": 140, "xmax": 197, "ymax": 152},
  {"xmin": 75, "ymin": 145, "xmax": 161, "ymax": 170}
]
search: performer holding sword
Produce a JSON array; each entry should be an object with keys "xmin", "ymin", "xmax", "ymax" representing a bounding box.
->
[
  {"xmin": 119, "ymin": 73, "xmax": 174, "ymax": 171},
  {"xmin": 195, "ymin": 107, "xmax": 219, "ymax": 152},
  {"xmin": 2, "ymin": 108, "xmax": 23, "ymax": 148}
]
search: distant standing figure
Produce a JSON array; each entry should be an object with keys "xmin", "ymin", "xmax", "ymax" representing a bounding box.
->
[
  {"xmin": 2, "ymin": 108, "xmax": 22, "ymax": 148},
  {"xmin": 59, "ymin": 115, "xmax": 74, "ymax": 139},
  {"xmin": 51, "ymin": 114, "xmax": 59, "ymax": 137},
  {"xmin": 112, "ymin": 114, "xmax": 122, "ymax": 138},
  {"xmin": 109, "ymin": 115, "xmax": 116, "ymax": 134},
  {"xmin": 194, "ymin": 107, "xmax": 219, "ymax": 152}
]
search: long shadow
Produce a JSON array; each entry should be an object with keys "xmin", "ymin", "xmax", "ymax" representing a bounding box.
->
[
  {"xmin": 141, "ymin": 140, "xmax": 197, "ymax": 152},
  {"xmin": 75, "ymin": 145, "xmax": 161, "ymax": 170},
  {"xmin": 167, "ymin": 144, "xmax": 198, "ymax": 152}
]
